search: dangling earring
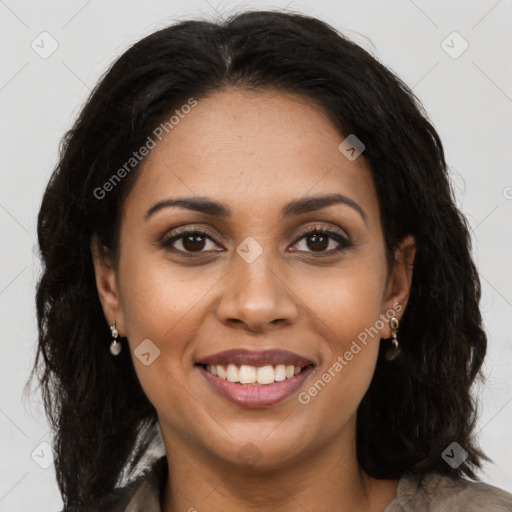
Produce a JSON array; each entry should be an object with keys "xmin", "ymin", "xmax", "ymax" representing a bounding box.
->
[
  {"xmin": 109, "ymin": 320, "xmax": 121, "ymax": 356},
  {"xmin": 385, "ymin": 316, "xmax": 400, "ymax": 361}
]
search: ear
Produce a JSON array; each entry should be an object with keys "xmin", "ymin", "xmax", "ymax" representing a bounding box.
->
[
  {"xmin": 380, "ymin": 234, "xmax": 416, "ymax": 338},
  {"xmin": 90, "ymin": 234, "xmax": 125, "ymax": 337}
]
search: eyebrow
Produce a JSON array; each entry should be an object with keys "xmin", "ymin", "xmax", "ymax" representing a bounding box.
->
[{"xmin": 144, "ymin": 193, "xmax": 368, "ymax": 226}]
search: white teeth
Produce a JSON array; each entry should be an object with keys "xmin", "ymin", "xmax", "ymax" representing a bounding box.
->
[
  {"xmin": 226, "ymin": 363, "xmax": 239, "ymax": 383},
  {"xmin": 217, "ymin": 365, "xmax": 227, "ymax": 379},
  {"xmin": 239, "ymin": 364, "xmax": 257, "ymax": 384},
  {"xmin": 257, "ymin": 365, "xmax": 275, "ymax": 384},
  {"xmin": 205, "ymin": 363, "xmax": 308, "ymax": 384},
  {"xmin": 274, "ymin": 364, "xmax": 287, "ymax": 381}
]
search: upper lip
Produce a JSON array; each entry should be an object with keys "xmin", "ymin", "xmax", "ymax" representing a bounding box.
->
[{"xmin": 196, "ymin": 349, "xmax": 316, "ymax": 368}]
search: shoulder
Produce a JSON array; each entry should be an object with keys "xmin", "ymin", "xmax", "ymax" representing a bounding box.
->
[
  {"xmin": 386, "ymin": 471, "xmax": 512, "ymax": 511},
  {"xmin": 82, "ymin": 455, "xmax": 168, "ymax": 512}
]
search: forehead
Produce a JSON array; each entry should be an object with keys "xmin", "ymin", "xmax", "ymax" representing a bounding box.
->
[{"xmin": 123, "ymin": 87, "xmax": 380, "ymax": 228}]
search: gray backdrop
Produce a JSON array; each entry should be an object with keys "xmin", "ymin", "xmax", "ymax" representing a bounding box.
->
[{"xmin": 1, "ymin": 0, "xmax": 511, "ymax": 510}]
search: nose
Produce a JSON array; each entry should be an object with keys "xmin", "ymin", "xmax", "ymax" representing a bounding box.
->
[{"xmin": 215, "ymin": 251, "xmax": 300, "ymax": 333}]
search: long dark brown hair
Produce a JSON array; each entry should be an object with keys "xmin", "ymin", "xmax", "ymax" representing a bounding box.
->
[{"xmin": 26, "ymin": 9, "xmax": 490, "ymax": 510}]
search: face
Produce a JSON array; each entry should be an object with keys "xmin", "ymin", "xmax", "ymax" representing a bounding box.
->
[{"xmin": 92, "ymin": 87, "xmax": 415, "ymax": 470}]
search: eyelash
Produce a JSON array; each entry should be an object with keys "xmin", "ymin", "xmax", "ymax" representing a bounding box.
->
[
  {"xmin": 159, "ymin": 225, "xmax": 352, "ymax": 257},
  {"xmin": 293, "ymin": 226, "xmax": 352, "ymax": 254}
]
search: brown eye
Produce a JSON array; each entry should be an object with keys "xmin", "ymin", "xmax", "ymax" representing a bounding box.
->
[
  {"xmin": 181, "ymin": 234, "xmax": 207, "ymax": 252},
  {"xmin": 290, "ymin": 227, "xmax": 352, "ymax": 255},
  {"xmin": 159, "ymin": 229, "xmax": 222, "ymax": 254},
  {"xmin": 304, "ymin": 233, "xmax": 329, "ymax": 252}
]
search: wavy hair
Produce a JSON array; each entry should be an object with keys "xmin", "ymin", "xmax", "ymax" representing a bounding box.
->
[{"xmin": 26, "ymin": 9, "xmax": 490, "ymax": 510}]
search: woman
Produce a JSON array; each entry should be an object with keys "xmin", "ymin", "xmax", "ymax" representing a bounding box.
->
[{"xmin": 29, "ymin": 9, "xmax": 512, "ymax": 512}]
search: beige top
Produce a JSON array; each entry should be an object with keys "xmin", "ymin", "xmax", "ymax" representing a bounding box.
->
[{"xmin": 95, "ymin": 455, "xmax": 512, "ymax": 511}]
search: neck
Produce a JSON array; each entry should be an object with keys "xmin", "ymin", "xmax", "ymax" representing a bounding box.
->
[{"xmin": 160, "ymin": 416, "xmax": 398, "ymax": 512}]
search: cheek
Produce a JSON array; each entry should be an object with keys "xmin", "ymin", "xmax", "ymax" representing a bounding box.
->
[
  {"xmin": 117, "ymin": 247, "xmax": 221, "ymax": 394},
  {"xmin": 119, "ymin": 242, "xmax": 213, "ymax": 341},
  {"xmin": 297, "ymin": 255, "xmax": 386, "ymax": 345},
  {"xmin": 294, "ymin": 255, "xmax": 386, "ymax": 405}
]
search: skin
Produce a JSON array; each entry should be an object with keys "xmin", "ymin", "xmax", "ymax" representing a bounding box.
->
[{"xmin": 92, "ymin": 87, "xmax": 416, "ymax": 512}]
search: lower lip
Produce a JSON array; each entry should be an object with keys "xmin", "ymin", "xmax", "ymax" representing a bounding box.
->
[{"xmin": 198, "ymin": 365, "xmax": 314, "ymax": 408}]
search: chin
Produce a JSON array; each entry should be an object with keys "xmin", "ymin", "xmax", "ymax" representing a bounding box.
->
[{"xmin": 206, "ymin": 428, "xmax": 311, "ymax": 471}]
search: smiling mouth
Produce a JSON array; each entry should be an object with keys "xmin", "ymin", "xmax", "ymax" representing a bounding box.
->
[{"xmin": 196, "ymin": 363, "xmax": 315, "ymax": 386}]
